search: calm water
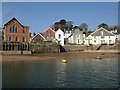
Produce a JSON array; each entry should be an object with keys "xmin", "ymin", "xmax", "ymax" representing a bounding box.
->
[{"xmin": 2, "ymin": 56, "xmax": 118, "ymax": 88}]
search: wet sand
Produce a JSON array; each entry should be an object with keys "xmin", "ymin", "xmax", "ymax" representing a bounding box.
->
[{"xmin": 2, "ymin": 50, "xmax": 120, "ymax": 62}]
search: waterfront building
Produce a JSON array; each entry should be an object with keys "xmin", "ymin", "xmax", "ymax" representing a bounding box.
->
[
  {"xmin": 30, "ymin": 33, "xmax": 45, "ymax": 44},
  {"xmin": 3, "ymin": 17, "xmax": 30, "ymax": 43},
  {"xmin": 43, "ymin": 28, "xmax": 56, "ymax": 42},
  {"xmin": 84, "ymin": 27, "xmax": 116, "ymax": 45},
  {"xmin": 3, "ymin": 17, "xmax": 30, "ymax": 51},
  {"xmin": 55, "ymin": 28, "xmax": 64, "ymax": 46},
  {"xmin": 0, "ymin": 27, "xmax": 3, "ymax": 50},
  {"xmin": 68, "ymin": 27, "xmax": 84, "ymax": 44}
]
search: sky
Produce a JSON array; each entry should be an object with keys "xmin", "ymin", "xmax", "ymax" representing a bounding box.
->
[{"xmin": 2, "ymin": 2, "xmax": 118, "ymax": 33}]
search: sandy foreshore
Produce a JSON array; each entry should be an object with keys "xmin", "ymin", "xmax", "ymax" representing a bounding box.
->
[{"xmin": 1, "ymin": 50, "xmax": 120, "ymax": 62}]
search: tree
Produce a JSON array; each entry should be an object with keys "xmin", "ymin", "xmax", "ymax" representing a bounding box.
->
[
  {"xmin": 59, "ymin": 19, "xmax": 67, "ymax": 30},
  {"xmin": 66, "ymin": 21, "xmax": 73, "ymax": 30},
  {"xmin": 73, "ymin": 26, "xmax": 79, "ymax": 30},
  {"xmin": 53, "ymin": 22, "xmax": 60, "ymax": 31},
  {"xmin": 98, "ymin": 23, "xmax": 109, "ymax": 30},
  {"xmin": 79, "ymin": 23, "xmax": 88, "ymax": 33},
  {"xmin": 59, "ymin": 19, "xmax": 67, "ymax": 25}
]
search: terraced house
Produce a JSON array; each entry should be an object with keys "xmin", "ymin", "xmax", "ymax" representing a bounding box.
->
[{"xmin": 84, "ymin": 27, "xmax": 116, "ymax": 45}]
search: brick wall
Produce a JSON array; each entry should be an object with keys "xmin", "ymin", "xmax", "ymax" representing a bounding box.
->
[{"xmin": 4, "ymin": 18, "xmax": 29, "ymax": 43}]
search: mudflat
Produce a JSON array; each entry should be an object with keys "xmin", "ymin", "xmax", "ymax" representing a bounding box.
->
[{"xmin": 2, "ymin": 50, "xmax": 119, "ymax": 62}]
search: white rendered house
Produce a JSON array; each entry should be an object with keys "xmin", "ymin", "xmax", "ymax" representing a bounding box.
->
[
  {"xmin": 55, "ymin": 28, "xmax": 64, "ymax": 46},
  {"xmin": 68, "ymin": 28, "xmax": 84, "ymax": 44},
  {"xmin": 84, "ymin": 27, "xmax": 116, "ymax": 45}
]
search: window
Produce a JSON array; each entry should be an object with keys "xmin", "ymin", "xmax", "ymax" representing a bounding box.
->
[
  {"xmin": 101, "ymin": 31, "xmax": 104, "ymax": 38},
  {"xmin": 23, "ymin": 29, "xmax": 25, "ymax": 33},
  {"xmin": 109, "ymin": 40, "xmax": 112, "ymax": 43},
  {"xmin": 8, "ymin": 36, "xmax": 12, "ymax": 42},
  {"xmin": 94, "ymin": 40, "xmax": 96, "ymax": 43},
  {"xmin": 50, "ymin": 31, "xmax": 52, "ymax": 36},
  {"xmin": 101, "ymin": 31, "xmax": 104, "ymax": 36},
  {"xmin": 78, "ymin": 39, "xmax": 79, "ymax": 44},
  {"xmin": 101, "ymin": 36, "xmax": 105, "ymax": 39},
  {"xmin": 10, "ymin": 27, "xmax": 12, "ymax": 32},
  {"xmin": 13, "ymin": 25, "xmax": 15, "ymax": 32},
  {"xmin": 101, "ymin": 40, "xmax": 105, "ymax": 44},
  {"xmin": 15, "ymin": 36, "xmax": 18, "ymax": 42},
  {"xmin": 22, "ymin": 37, "xmax": 25, "ymax": 42},
  {"xmin": 10, "ymin": 25, "xmax": 17, "ymax": 33},
  {"xmin": 15, "ymin": 27, "xmax": 18, "ymax": 33},
  {"xmin": 58, "ymin": 34, "xmax": 61, "ymax": 39}
]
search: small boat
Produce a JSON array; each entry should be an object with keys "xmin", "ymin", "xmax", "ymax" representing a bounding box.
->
[
  {"xmin": 62, "ymin": 59, "xmax": 67, "ymax": 63},
  {"xmin": 95, "ymin": 57, "xmax": 103, "ymax": 59}
]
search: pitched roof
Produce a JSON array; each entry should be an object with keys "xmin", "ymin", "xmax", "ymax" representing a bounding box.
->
[
  {"xmin": 30, "ymin": 33, "xmax": 45, "ymax": 42},
  {"xmin": 4, "ymin": 17, "xmax": 24, "ymax": 28},
  {"xmin": 43, "ymin": 28, "xmax": 56, "ymax": 33},
  {"xmin": 55, "ymin": 28, "xmax": 64, "ymax": 32},
  {"xmin": 68, "ymin": 28, "xmax": 82, "ymax": 38},
  {"xmin": 91, "ymin": 27, "xmax": 115, "ymax": 36}
]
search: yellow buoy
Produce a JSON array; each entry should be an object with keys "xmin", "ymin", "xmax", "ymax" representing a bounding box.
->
[{"xmin": 62, "ymin": 59, "xmax": 67, "ymax": 63}]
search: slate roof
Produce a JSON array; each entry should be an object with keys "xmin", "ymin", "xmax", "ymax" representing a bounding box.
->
[
  {"xmin": 4, "ymin": 17, "xmax": 29, "ymax": 28},
  {"xmin": 91, "ymin": 27, "xmax": 115, "ymax": 36},
  {"xmin": 31, "ymin": 33, "xmax": 45, "ymax": 41}
]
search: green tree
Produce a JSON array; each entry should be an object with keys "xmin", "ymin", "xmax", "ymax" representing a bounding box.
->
[
  {"xmin": 98, "ymin": 23, "xmax": 109, "ymax": 30},
  {"xmin": 66, "ymin": 21, "xmax": 73, "ymax": 30},
  {"xmin": 79, "ymin": 23, "xmax": 88, "ymax": 33}
]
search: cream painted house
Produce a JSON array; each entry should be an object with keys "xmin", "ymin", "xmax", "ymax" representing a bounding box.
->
[
  {"xmin": 68, "ymin": 28, "xmax": 84, "ymax": 44},
  {"xmin": 55, "ymin": 28, "xmax": 64, "ymax": 46},
  {"xmin": 84, "ymin": 27, "xmax": 116, "ymax": 45}
]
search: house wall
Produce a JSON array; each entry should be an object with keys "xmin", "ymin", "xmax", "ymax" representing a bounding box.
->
[
  {"xmin": 43, "ymin": 28, "xmax": 55, "ymax": 38},
  {"xmin": 84, "ymin": 36, "xmax": 116, "ymax": 45},
  {"xmin": 64, "ymin": 31, "xmax": 72, "ymax": 38},
  {"xmin": 0, "ymin": 28, "xmax": 2, "ymax": 50},
  {"xmin": 68, "ymin": 29, "xmax": 84, "ymax": 44},
  {"xmin": 31, "ymin": 34, "xmax": 44, "ymax": 43},
  {"xmin": 4, "ymin": 19, "xmax": 29, "ymax": 43},
  {"xmin": 55, "ymin": 29, "xmax": 64, "ymax": 46}
]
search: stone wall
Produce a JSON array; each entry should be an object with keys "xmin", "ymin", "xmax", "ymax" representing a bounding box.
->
[{"xmin": 30, "ymin": 44, "xmax": 60, "ymax": 53}]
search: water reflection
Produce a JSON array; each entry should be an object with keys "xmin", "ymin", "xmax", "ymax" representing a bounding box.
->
[
  {"xmin": 2, "ymin": 61, "xmax": 31, "ymax": 88},
  {"xmin": 2, "ymin": 57, "xmax": 118, "ymax": 88},
  {"xmin": 55, "ymin": 60, "xmax": 67, "ymax": 88}
]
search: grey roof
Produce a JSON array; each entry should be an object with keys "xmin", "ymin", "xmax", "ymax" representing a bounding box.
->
[{"xmin": 91, "ymin": 28, "xmax": 115, "ymax": 36}]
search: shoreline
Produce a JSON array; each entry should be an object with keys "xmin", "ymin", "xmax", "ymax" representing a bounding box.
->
[{"xmin": 2, "ymin": 50, "xmax": 119, "ymax": 62}]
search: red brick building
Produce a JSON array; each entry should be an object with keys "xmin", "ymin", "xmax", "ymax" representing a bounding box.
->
[
  {"xmin": 3, "ymin": 17, "xmax": 29, "ymax": 43},
  {"xmin": 43, "ymin": 28, "xmax": 56, "ymax": 42},
  {"xmin": 30, "ymin": 33, "xmax": 45, "ymax": 43}
]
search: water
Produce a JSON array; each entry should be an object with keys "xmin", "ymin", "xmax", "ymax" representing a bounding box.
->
[{"xmin": 2, "ymin": 56, "xmax": 118, "ymax": 88}]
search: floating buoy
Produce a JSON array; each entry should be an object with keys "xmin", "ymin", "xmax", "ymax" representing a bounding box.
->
[
  {"xmin": 62, "ymin": 59, "xmax": 67, "ymax": 63},
  {"xmin": 95, "ymin": 57, "xmax": 102, "ymax": 59}
]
